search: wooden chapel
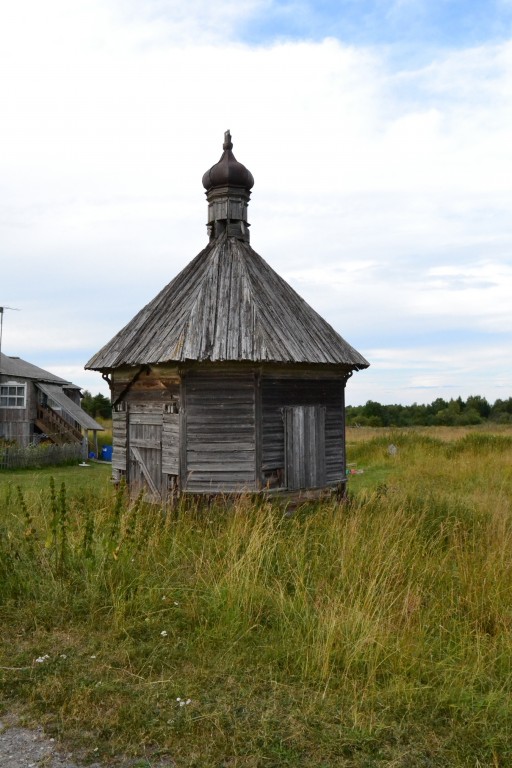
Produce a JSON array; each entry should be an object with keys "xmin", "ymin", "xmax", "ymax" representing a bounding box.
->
[{"xmin": 86, "ymin": 131, "xmax": 369, "ymax": 499}]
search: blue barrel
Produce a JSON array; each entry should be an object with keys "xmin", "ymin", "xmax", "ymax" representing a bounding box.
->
[{"xmin": 101, "ymin": 445, "xmax": 113, "ymax": 461}]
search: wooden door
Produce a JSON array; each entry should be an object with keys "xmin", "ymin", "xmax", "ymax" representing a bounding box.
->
[
  {"xmin": 284, "ymin": 405, "xmax": 326, "ymax": 490},
  {"xmin": 128, "ymin": 404, "xmax": 163, "ymax": 498}
]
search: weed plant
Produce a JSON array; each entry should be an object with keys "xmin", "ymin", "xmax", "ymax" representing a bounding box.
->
[{"xmin": 0, "ymin": 428, "xmax": 512, "ymax": 766}]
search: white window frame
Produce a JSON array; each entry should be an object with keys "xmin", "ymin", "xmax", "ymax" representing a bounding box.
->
[{"xmin": 0, "ymin": 381, "xmax": 27, "ymax": 409}]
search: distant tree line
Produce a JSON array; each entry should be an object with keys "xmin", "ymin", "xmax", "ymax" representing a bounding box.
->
[
  {"xmin": 81, "ymin": 390, "xmax": 512, "ymax": 427},
  {"xmin": 81, "ymin": 390, "xmax": 112, "ymax": 419},
  {"xmin": 346, "ymin": 396, "xmax": 512, "ymax": 427}
]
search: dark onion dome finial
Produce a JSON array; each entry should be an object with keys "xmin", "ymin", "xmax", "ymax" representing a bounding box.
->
[{"xmin": 202, "ymin": 130, "xmax": 254, "ymax": 191}]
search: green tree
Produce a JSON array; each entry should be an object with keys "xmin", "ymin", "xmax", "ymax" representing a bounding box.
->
[
  {"xmin": 81, "ymin": 391, "xmax": 111, "ymax": 419},
  {"xmin": 362, "ymin": 400, "xmax": 384, "ymax": 426},
  {"xmin": 466, "ymin": 395, "xmax": 491, "ymax": 419},
  {"xmin": 490, "ymin": 398, "xmax": 512, "ymax": 423}
]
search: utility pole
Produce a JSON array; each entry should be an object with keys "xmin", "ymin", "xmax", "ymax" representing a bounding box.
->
[{"xmin": 0, "ymin": 306, "xmax": 21, "ymax": 371}]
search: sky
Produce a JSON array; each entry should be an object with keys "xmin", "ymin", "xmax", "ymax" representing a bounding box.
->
[{"xmin": 1, "ymin": 0, "xmax": 511, "ymax": 406}]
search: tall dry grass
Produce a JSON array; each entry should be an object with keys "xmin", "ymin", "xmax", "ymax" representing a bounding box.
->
[{"xmin": 1, "ymin": 427, "xmax": 512, "ymax": 766}]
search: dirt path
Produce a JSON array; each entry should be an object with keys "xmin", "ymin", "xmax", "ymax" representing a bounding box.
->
[
  {"xmin": 0, "ymin": 715, "xmax": 175, "ymax": 767},
  {"xmin": 0, "ymin": 715, "xmax": 105, "ymax": 767}
]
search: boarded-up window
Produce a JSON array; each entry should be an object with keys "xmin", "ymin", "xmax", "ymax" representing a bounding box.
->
[{"xmin": 283, "ymin": 405, "xmax": 326, "ymax": 490}]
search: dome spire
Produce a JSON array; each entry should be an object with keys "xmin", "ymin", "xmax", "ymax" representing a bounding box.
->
[
  {"xmin": 202, "ymin": 131, "xmax": 254, "ymax": 242},
  {"xmin": 223, "ymin": 129, "xmax": 233, "ymax": 150}
]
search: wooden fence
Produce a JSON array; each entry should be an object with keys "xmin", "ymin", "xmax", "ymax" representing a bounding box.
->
[{"xmin": 0, "ymin": 442, "xmax": 86, "ymax": 470}]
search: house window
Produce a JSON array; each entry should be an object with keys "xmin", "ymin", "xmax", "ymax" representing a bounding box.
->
[{"xmin": 0, "ymin": 382, "xmax": 26, "ymax": 408}]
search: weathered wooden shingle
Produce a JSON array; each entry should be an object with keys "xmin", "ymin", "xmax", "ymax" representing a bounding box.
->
[{"xmin": 86, "ymin": 233, "xmax": 369, "ymax": 371}]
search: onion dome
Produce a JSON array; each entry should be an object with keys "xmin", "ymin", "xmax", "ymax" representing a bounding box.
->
[
  {"xmin": 202, "ymin": 131, "xmax": 254, "ymax": 243},
  {"xmin": 202, "ymin": 130, "xmax": 254, "ymax": 192}
]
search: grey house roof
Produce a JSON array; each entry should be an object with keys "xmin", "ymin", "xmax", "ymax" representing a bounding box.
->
[
  {"xmin": 0, "ymin": 352, "xmax": 78, "ymax": 386},
  {"xmin": 86, "ymin": 233, "xmax": 369, "ymax": 371}
]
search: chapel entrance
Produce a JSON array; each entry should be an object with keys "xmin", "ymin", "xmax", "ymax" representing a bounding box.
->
[
  {"xmin": 283, "ymin": 405, "xmax": 326, "ymax": 490},
  {"xmin": 128, "ymin": 403, "xmax": 163, "ymax": 498}
]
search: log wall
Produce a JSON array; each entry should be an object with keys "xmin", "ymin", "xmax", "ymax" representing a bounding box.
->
[
  {"xmin": 0, "ymin": 378, "xmax": 37, "ymax": 447},
  {"xmin": 261, "ymin": 376, "xmax": 345, "ymax": 487},
  {"xmin": 183, "ymin": 371, "xmax": 256, "ymax": 493}
]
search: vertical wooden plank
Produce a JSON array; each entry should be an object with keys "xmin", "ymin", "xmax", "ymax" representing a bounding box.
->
[
  {"xmin": 340, "ymin": 380, "xmax": 346, "ymax": 478},
  {"xmin": 297, "ymin": 407, "xmax": 305, "ymax": 489},
  {"xmin": 316, "ymin": 405, "xmax": 326, "ymax": 487},
  {"xmin": 254, "ymin": 371, "xmax": 262, "ymax": 489},
  {"xmin": 305, "ymin": 406, "xmax": 313, "ymax": 487},
  {"xmin": 284, "ymin": 408, "xmax": 293, "ymax": 489},
  {"xmin": 162, "ymin": 410, "xmax": 180, "ymax": 475},
  {"xmin": 112, "ymin": 408, "xmax": 127, "ymax": 471},
  {"xmin": 179, "ymin": 375, "xmax": 188, "ymax": 491}
]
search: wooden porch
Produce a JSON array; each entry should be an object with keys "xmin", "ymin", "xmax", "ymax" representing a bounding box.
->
[{"xmin": 35, "ymin": 404, "xmax": 83, "ymax": 445}]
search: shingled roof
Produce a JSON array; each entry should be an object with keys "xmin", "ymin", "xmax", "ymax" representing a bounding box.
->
[
  {"xmin": 0, "ymin": 352, "xmax": 79, "ymax": 386},
  {"xmin": 86, "ymin": 132, "xmax": 369, "ymax": 373}
]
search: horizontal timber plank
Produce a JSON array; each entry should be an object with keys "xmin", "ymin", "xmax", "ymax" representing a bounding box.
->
[
  {"xmin": 187, "ymin": 425, "xmax": 254, "ymax": 436},
  {"xmin": 187, "ymin": 463, "xmax": 255, "ymax": 473},
  {"xmin": 186, "ymin": 473, "xmax": 255, "ymax": 482},
  {"xmin": 185, "ymin": 484, "xmax": 257, "ymax": 493},
  {"xmin": 187, "ymin": 442, "xmax": 254, "ymax": 452},
  {"xmin": 129, "ymin": 438, "xmax": 162, "ymax": 449},
  {"xmin": 128, "ymin": 414, "xmax": 163, "ymax": 426},
  {"xmin": 186, "ymin": 393, "xmax": 254, "ymax": 403},
  {"xmin": 186, "ymin": 405, "xmax": 255, "ymax": 414}
]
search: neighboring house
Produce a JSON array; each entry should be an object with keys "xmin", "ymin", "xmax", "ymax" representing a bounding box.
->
[
  {"xmin": 86, "ymin": 132, "xmax": 369, "ymax": 500},
  {"xmin": 0, "ymin": 352, "xmax": 104, "ymax": 448}
]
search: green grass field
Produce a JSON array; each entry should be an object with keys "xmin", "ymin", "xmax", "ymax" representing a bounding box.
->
[
  {"xmin": 0, "ymin": 460, "xmax": 112, "ymax": 494},
  {"xmin": 1, "ymin": 426, "xmax": 512, "ymax": 766}
]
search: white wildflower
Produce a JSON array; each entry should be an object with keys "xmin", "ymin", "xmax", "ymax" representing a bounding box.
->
[
  {"xmin": 35, "ymin": 654, "xmax": 50, "ymax": 664},
  {"xmin": 160, "ymin": 630, "xmax": 168, "ymax": 637}
]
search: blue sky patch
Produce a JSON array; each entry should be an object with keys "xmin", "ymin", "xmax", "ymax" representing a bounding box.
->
[{"xmin": 238, "ymin": 0, "xmax": 512, "ymax": 50}]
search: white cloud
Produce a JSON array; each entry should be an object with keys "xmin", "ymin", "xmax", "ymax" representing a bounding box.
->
[
  {"xmin": 347, "ymin": 343, "xmax": 512, "ymax": 406},
  {"xmin": 1, "ymin": 1, "xmax": 511, "ymax": 406}
]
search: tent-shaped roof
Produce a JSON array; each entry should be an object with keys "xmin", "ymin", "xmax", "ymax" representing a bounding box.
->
[
  {"xmin": 86, "ymin": 233, "xmax": 369, "ymax": 371},
  {"xmin": 86, "ymin": 131, "xmax": 369, "ymax": 374}
]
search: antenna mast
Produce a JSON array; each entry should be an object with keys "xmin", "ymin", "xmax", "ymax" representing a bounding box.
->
[{"xmin": 0, "ymin": 306, "xmax": 21, "ymax": 371}]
